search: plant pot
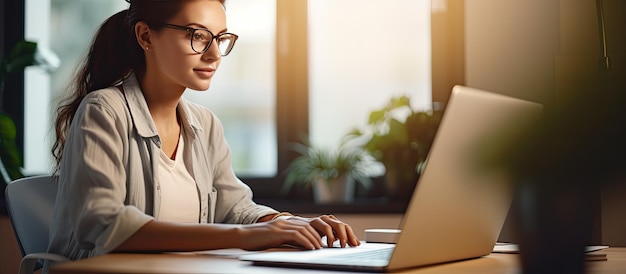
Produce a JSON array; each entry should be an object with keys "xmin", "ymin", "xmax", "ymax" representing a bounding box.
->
[
  {"xmin": 384, "ymin": 165, "xmax": 419, "ymax": 202},
  {"xmin": 514, "ymin": 177, "xmax": 594, "ymax": 274},
  {"xmin": 312, "ymin": 175, "xmax": 355, "ymax": 204}
]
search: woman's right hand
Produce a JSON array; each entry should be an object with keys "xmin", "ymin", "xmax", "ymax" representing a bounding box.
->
[{"xmin": 236, "ymin": 218, "xmax": 325, "ymax": 251}]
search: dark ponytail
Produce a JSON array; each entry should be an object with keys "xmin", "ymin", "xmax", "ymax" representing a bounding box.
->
[
  {"xmin": 88, "ymin": 9, "xmax": 144, "ymax": 91},
  {"xmin": 52, "ymin": 9, "xmax": 135, "ymax": 172}
]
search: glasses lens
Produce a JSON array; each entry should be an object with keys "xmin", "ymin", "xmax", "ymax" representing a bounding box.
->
[
  {"xmin": 191, "ymin": 29, "xmax": 213, "ymax": 53},
  {"xmin": 216, "ymin": 34, "xmax": 238, "ymax": 56},
  {"xmin": 189, "ymin": 28, "xmax": 238, "ymax": 56}
]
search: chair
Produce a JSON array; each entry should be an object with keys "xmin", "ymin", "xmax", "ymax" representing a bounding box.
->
[{"xmin": 5, "ymin": 175, "xmax": 69, "ymax": 274}]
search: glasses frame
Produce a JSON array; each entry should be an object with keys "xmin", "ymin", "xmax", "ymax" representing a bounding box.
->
[{"xmin": 162, "ymin": 23, "xmax": 239, "ymax": 56}]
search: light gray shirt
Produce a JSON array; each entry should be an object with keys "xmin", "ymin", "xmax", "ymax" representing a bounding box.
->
[{"xmin": 47, "ymin": 73, "xmax": 278, "ymax": 264}]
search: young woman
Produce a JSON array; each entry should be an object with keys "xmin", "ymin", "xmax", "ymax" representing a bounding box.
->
[{"xmin": 47, "ymin": 0, "xmax": 359, "ymax": 269}]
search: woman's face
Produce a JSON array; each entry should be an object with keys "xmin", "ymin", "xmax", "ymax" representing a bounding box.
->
[{"xmin": 149, "ymin": 0, "xmax": 227, "ymax": 92}]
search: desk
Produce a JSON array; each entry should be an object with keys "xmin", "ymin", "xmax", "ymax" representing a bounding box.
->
[{"xmin": 50, "ymin": 248, "xmax": 626, "ymax": 274}]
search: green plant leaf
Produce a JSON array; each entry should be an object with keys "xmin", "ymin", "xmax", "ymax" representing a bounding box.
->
[
  {"xmin": 389, "ymin": 95, "xmax": 410, "ymax": 109},
  {"xmin": 368, "ymin": 109, "xmax": 386, "ymax": 125},
  {"xmin": 387, "ymin": 118, "xmax": 408, "ymax": 145},
  {"xmin": 354, "ymin": 95, "xmax": 443, "ymax": 195},
  {"xmin": 5, "ymin": 41, "xmax": 38, "ymax": 73},
  {"xmin": 0, "ymin": 112, "xmax": 24, "ymax": 184}
]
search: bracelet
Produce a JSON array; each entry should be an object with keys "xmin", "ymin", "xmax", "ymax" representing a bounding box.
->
[{"xmin": 271, "ymin": 212, "xmax": 293, "ymax": 221}]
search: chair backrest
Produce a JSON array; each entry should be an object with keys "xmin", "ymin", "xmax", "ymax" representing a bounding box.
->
[{"xmin": 5, "ymin": 175, "xmax": 57, "ymax": 257}]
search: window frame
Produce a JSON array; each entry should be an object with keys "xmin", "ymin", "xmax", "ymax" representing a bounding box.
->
[
  {"xmin": 0, "ymin": 0, "xmax": 26, "ymax": 155},
  {"xmin": 241, "ymin": 0, "xmax": 308, "ymax": 199},
  {"xmin": 0, "ymin": 0, "xmax": 26, "ymax": 215}
]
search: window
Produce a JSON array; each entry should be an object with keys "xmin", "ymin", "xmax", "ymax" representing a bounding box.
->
[
  {"xmin": 308, "ymin": 0, "xmax": 432, "ymax": 159},
  {"xmin": 23, "ymin": 0, "xmax": 434, "ymax": 211}
]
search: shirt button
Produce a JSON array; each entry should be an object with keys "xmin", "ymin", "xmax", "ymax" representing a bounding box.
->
[{"xmin": 156, "ymin": 185, "xmax": 160, "ymax": 190}]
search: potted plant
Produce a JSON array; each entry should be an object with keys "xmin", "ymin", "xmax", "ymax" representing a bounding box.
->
[
  {"xmin": 1, "ymin": 40, "xmax": 59, "ymax": 186},
  {"xmin": 348, "ymin": 95, "xmax": 442, "ymax": 201},
  {"xmin": 282, "ymin": 138, "xmax": 373, "ymax": 204}
]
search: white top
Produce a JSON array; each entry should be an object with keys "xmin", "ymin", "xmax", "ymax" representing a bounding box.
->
[{"xmin": 157, "ymin": 134, "xmax": 200, "ymax": 223}]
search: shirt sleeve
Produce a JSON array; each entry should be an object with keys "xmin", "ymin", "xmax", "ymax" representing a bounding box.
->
[{"xmin": 59, "ymin": 94, "xmax": 153, "ymax": 255}]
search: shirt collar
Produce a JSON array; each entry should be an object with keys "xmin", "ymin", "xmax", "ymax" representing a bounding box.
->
[{"xmin": 121, "ymin": 72, "xmax": 203, "ymax": 139}]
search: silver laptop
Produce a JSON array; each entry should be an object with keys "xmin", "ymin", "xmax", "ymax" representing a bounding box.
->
[{"xmin": 240, "ymin": 85, "xmax": 543, "ymax": 272}]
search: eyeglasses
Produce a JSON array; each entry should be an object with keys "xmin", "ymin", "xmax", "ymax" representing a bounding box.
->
[{"xmin": 162, "ymin": 23, "xmax": 238, "ymax": 56}]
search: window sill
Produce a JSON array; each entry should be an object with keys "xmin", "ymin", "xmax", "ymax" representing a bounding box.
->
[{"xmin": 254, "ymin": 197, "xmax": 408, "ymax": 214}]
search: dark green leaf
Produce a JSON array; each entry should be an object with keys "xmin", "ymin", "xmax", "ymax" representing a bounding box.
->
[
  {"xmin": 5, "ymin": 41, "xmax": 38, "ymax": 73},
  {"xmin": 368, "ymin": 110, "xmax": 386, "ymax": 125},
  {"xmin": 0, "ymin": 112, "xmax": 24, "ymax": 184}
]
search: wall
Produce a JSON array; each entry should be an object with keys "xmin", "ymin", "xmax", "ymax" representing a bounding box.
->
[
  {"xmin": 465, "ymin": 0, "xmax": 560, "ymax": 105},
  {"xmin": 465, "ymin": 0, "xmax": 626, "ymax": 246},
  {"xmin": 0, "ymin": 216, "xmax": 20, "ymax": 274}
]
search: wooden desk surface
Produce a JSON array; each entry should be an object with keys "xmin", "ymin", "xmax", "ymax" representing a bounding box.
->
[{"xmin": 50, "ymin": 247, "xmax": 626, "ymax": 274}]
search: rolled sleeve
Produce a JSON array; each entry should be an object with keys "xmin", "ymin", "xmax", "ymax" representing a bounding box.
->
[{"xmin": 94, "ymin": 206, "xmax": 153, "ymax": 255}]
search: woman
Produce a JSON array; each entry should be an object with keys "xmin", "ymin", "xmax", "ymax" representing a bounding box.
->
[{"xmin": 47, "ymin": 0, "xmax": 359, "ymax": 268}]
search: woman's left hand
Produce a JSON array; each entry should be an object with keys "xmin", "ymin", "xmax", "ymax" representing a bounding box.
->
[{"xmin": 285, "ymin": 215, "xmax": 361, "ymax": 248}]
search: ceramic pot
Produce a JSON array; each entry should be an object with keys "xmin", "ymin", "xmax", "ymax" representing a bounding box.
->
[{"xmin": 312, "ymin": 175, "xmax": 355, "ymax": 204}]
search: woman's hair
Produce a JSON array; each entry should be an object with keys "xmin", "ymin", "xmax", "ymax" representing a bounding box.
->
[{"xmin": 52, "ymin": 0, "xmax": 225, "ymax": 172}]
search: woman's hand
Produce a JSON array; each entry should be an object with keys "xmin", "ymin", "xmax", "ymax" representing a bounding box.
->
[
  {"xmin": 237, "ymin": 218, "xmax": 323, "ymax": 250},
  {"xmin": 287, "ymin": 215, "xmax": 361, "ymax": 248},
  {"xmin": 237, "ymin": 215, "xmax": 360, "ymax": 251}
]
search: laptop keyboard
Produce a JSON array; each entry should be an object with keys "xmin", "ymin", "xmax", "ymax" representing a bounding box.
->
[{"xmin": 321, "ymin": 247, "xmax": 394, "ymax": 263}]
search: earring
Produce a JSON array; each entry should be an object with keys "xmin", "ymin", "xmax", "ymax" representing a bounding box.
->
[{"xmin": 145, "ymin": 46, "xmax": 149, "ymax": 50}]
